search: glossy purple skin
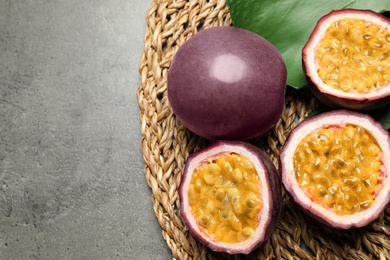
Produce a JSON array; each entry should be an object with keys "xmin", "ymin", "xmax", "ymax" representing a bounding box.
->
[
  {"xmin": 178, "ymin": 140, "xmax": 281, "ymax": 254},
  {"xmin": 168, "ymin": 26, "xmax": 287, "ymax": 140},
  {"xmin": 306, "ymin": 78, "xmax": 390, "ymax": 111},
  {"xmin": 303, "ymin": 9, "xmax": 390, "ymax": 111}
]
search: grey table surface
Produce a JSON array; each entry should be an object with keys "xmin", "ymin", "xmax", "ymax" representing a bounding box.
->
[{"xmin": 1, "ymin": 0, "xmax": 173, "ymax": 259}]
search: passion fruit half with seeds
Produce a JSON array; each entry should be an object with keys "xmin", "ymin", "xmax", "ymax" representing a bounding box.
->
[
  {"xmin": 279, "ymin": 110, "xmax": 390, "ymax": 229},
  {"xmin": 178, "ymin": 140, "xmax": 281, "ymax": 254},
  {"xmin": 303, "ymin": 9, "xmax": 390, "ymax": 110}
]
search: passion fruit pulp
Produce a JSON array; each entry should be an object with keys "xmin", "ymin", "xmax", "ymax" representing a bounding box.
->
[
  {"xmin": 179, "ymin": 141, "xmax": 281, "ymax": 254},
  {"xmin": 279, "ymin": 110, "xmax": 390, "ymax": 229},
  {"xmin": 303, "ymin": 9, "xmax": 390, "ymax": 110}
]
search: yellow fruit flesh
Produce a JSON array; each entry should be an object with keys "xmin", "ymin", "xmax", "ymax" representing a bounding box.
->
[
  {"xmin": 188, "ymin": 153, "xmax": 262, "ymax": 243},
  {"xmin": 317, "ymin": 17, "xmax": 390, "ymax": 93},
  {"xmin": 294, "ymin": 125, "xmax": 382, "ymax": 215}
]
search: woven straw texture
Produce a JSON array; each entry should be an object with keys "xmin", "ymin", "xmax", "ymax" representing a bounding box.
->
[{"xmin": 137, "ymin": 1, "xmax": 390, "ymax": 259}]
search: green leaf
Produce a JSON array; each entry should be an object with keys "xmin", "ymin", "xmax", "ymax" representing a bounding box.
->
[
  {"xmin": 306, "ymin": 104, "xmax": 390, "ymax": 129},
  {"xmin": 226, "ymin": 0, "xmax": 390, "ymax": 89},
  {"xmin": 369, "ymin": 104, "xmax": 390, "ymax": 129}
]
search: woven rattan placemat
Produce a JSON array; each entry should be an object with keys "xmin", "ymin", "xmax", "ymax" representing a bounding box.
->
[{"xmin": 137, "ymin": 1, "xmax": 390, "ymax": 259}]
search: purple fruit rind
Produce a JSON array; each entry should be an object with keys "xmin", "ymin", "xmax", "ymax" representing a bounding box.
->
[
  {"xmin": 279, "ymin": 110, "xmax": 390, "ymax": 229},
  {"xmin": 238, "ymin": 141, "xmax": 281, "ymax": 254},
  {"xmin": 179, "ymin": 140, "xmax": 281, "ymax": 254},
  {"xmin": 255, "ymin": 145, "xmax": 282, "ymax": 247},
  {"xmin": 168, "ymin": 26, "xmax": 287, "ymax": 140},
  {"xmin": 305, "ymin": 70, "xmax": 390, "ymax": 111},
  {"xmin": 303, "ymin": 9, "xmax": 390, "ymax": 111}
]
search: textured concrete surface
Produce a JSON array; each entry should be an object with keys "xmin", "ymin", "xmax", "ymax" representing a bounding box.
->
[{"xmin": 0, "ymin": 0, "xmax": 172, "ymax": 259}]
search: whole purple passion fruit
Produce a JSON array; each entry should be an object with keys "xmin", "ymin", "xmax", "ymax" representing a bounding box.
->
[
  {"xmin": 178, "ymin": 140, "xmax": 281, "ymax": 254},
  {"xmin": 279, "ymin": 110, "xmax": 390, "ymax": 229},
  {"xmin": 168, "ymin": 26, "xmax": 287, "ymax": 140},
  {"xmin": 303, "ymin": 9, "xmax": 390, "ymax": 110}
]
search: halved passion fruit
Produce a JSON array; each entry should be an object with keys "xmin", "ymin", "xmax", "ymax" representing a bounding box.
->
[
  {"xmin": 178, "ymin": 141, "xmax": 281, "ymax": 254},
  {"xmin": 303, "ymin": 9, "xmax": 390, "ymax": 110},
  {"xmin": 280, "ymin": 110, "xmax": 390, "ymax": 229}
]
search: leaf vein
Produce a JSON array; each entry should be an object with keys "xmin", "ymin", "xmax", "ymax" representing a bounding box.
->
[{"xmin": 341, "ymin": 0, "xmax": 357, "ymax": 9}]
